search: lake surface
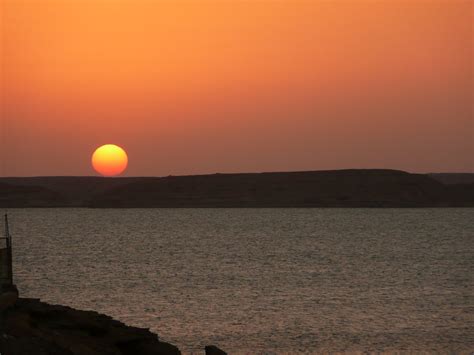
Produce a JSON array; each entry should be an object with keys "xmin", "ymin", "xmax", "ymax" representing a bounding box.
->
[{"xmin": 8, "ymin": 208, "xmax": 474, "ymax": 354}]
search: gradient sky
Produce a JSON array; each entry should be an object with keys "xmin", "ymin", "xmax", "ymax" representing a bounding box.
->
[{"xmin": 1, "ymin": 0, "xmax": 472, "ymax": 177}]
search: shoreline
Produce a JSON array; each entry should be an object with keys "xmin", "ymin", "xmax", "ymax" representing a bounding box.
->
[
  {"xmin": 0, "ymin": 298, "xmax": 226, "ymax": 355},
  {"xmin": 2, "ymin": 170, "xmax": 473, "ymax": 208}
]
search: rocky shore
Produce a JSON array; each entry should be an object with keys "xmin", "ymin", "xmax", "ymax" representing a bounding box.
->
[{"xmin": 0, "ymin": 298, "xmax": 226, "ymax": 355}]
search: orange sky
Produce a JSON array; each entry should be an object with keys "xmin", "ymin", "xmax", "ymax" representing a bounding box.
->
[{"xmin": 1, "ymin": 0, "xmax": 472, "ymax": 176}]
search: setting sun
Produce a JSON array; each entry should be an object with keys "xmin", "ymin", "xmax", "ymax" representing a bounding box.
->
[
  {"xmin": 92, "ymin": 144, "xmax": 128, "ymax": 177},
  {"xmin": 0, "ymin": 1, "xmax": 472, "ymax": 353}
]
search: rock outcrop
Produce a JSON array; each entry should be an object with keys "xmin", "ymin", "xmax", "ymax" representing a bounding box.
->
[
  {"xmin": 0, "ymin": 298, "xmax": 181, "ymax": 355},
  {"xmin": 205, "ymin": 345, "xmax": 228, "ymax": 355},
  {"xmin": 0, "ymin": 285, "xmax": 18, "ymax": 313}
]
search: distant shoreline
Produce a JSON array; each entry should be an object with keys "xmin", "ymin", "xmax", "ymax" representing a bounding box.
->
[
  {"xmin": 1, "ymin": 169, "xmax": 473, "ymax": 208},
  {"xmin": 3, "ymin": 206, "xmax": 474, "ymax": 209}
]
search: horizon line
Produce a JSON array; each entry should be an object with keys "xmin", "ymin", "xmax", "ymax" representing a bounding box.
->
[{"xmin": 1, "ymin": 168, "xmax": 474, "ymax": 179}]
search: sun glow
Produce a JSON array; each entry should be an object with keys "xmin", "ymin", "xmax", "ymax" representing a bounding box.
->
[{"xmin": 92, "ymin": 144, "xmax": 128, "ymax": 177}]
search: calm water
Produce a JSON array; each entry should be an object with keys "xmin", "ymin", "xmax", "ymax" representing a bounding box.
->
[{"xmin": 8, "ymin": 208, "xmax": 474, "ymax": 354}]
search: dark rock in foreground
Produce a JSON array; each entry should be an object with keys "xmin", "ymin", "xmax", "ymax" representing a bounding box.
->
[
  {"xmin": 205, "ymin": 345, "xmax": 228, "ymax": 355},
  {"xmin": 0, "ymin": 298, "xmax": 181, "ymax": 355}
]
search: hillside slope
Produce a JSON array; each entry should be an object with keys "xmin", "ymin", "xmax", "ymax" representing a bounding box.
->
[{"xmin": 2, "ymin": 169, "xmax": 471, "ymax": 207}]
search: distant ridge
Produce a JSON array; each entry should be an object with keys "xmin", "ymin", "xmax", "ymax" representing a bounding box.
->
[
  {"xmin": 1, "ymin": 170, "xmax": 473, "ymax": 208},
  {"xmin": 429, "ymin": 173, "xmax": 474, "ymax": 185}
]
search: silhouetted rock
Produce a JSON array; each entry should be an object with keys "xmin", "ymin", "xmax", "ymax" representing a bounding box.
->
[
  {"xmin": 205, "ymin": 345, "xmax": 228, "ymax": 355},
  {"xmin": 0, "ymin": 298, "xmax": 181, "ymax": 355},
  {"xmin": 0, "ymin": 284, "xmax": 19, "ymax": 313}
]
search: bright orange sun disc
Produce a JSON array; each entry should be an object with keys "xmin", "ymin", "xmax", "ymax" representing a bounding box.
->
[{"xmin": 92, "ymin": 144, "xmax": 128, "ymax": 177}]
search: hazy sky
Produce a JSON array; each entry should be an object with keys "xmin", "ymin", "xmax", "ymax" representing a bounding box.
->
[{"xmin": 1, "ymin": 0, "xmax": 472, "ymax": 177}]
